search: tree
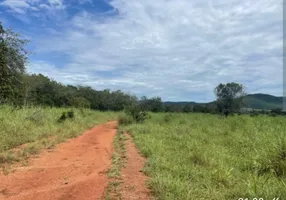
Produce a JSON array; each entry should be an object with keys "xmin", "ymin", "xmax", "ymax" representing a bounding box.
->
[
  {"xmin": 139, "ymin": 96, "xmax": 151, "ymax": 111},
  {"xmin": 270, "ymin": 108, "xmax": 285, "ymax": 116},
  {"xmin": 69, "ymin": 96, "xmax": 90, "ymax": 108},
  {"xmin": 164, "ymin": 104, "xmax": 182, "ymax": 113},
  {"xmin": 214, "ymin": 82, "xmax": 246, "ymax": 117},
  {"xmin": 0, "ymin": 22, "xmax": 29, "ymax": 105},
  {"xmin": 193, "ymin": 104, "xmax": 204, "ymax": 113},
  {"xmin": 183, "ymin": 104, "xmax": 192, "ymax": 113},
  {"xmin": 0, "ymin": 22, "xmax": 9, "ymax": 103},
  {"xmin": 204, "ymin": 103, "xmax": 217, "ymax": 114},
  {"xmin": 149, "ymin": 97, "xmax": 164, "ymax": 112},
  {"xmin": 139, "ymin": 96, "xmax": 164, "ymax": 112}
]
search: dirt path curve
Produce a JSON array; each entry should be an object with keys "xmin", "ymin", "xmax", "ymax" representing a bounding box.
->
[
  {"xmin": 120, "ymin": 133, "xmax": 152, "ymax": 200},
  {"xmin": 0, "ymin": 121, "xmax": 118, "ymax": 200}
]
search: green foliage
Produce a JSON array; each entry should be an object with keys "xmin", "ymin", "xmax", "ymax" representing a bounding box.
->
[
  {"xmin": 182, "ymin": 104, "xmax": 192, "ymax": 113},
  {"xmin": 124, "ymin": 113, "xmax": 286, "ymax": 199},
  {"xmin": 57, "ymin": 112, "xmax": 68, "ymax": 123},
  {"xmin": 140, "ymin": 96, "xmax": 164, "ymax": 112},
  {"xmin": 118, "ymin": 114, "xmax": 134, "ymax": 125},
  {"xmin": 67, "ymin": 111, "xmax": 74, "ymax": 119},
  {"xmin": 21, "ymin": 73, "xmax": 138, "ymax": 111},
  {"xmin": 124, "ymin": 104, "xmax": 149, "ymax": 123},
  {"xmin": 164, "ymin": 104, "xmax": 183, "ymax": 112},
  {"xmin": 193, "ymin": 104, "xmax": 204, "ymax": 113},
  {"xmin": 0, "ymin": 22, "xmax": 29, "ymax": 106},
  {"xmin": 214, "ymin": 82, "xmax": 246, "ymax": 116},
  {"xmin": 57, "ymin": 110, "xmax": 75, "ymax": 123},
  {"xmin": 250, "ymin": 112, "xmax": 259, "ymax": 117},
  {"xmin": 271, "ymin": 108, "xmax": 285, "ymax": 115},
  {"xmin": 69, "ymin": 96, "xmax": 91, "ymax": 108},
  {"xmin": 163, "ymin": 113, "xmax": 174, "ymax": 123}
]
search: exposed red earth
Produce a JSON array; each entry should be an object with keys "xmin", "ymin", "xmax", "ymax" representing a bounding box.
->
[
  {"xmin": 120, "ymin": 133, "xmax": 152, "ymax": 200},
  {"xmin": 0, "ymin": 121, "xmax": 118, "ymax": 200}
]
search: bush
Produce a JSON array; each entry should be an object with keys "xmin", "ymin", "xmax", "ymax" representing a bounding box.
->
[
  {"xmin": 118, "ymin": 114, "xmax": 133, "ymax": 125},
  {"xmin": 67, "ymin": 111, "xmax": 75, "ymax": 119},
  {"xmin": 125, "ymin": 104, "xmax": 149, "ymax": 123},
  {"xmin": 58, "ymin": 110, "xmax": 75, "ymax": 123},
  {"xmin": 57, "ymin": 112, "xmax": 67, "ymax": 123},
  {"xmin": 163, "ymin": 114, "xmax": 173, "ymax": 123},
  {"xmin": 250, "ymin": 112, "xmax": 259, "ymax": 117},
  {"xmin": 269, "ymin": 113, "xmax": 277, "ymax": 117}
]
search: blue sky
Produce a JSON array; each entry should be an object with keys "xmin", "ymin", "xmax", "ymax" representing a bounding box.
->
[{"xmin": 0, "ymin": 0, "xmax": 283, "ymax": 102}]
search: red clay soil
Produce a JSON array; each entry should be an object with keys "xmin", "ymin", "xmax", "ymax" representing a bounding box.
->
[
  {"xmin": 0, "ymin": 121, "xmax": 118, "ymax": 200},
  {"xmin": 120, "ymin": 133, "xmax": 152, "ymax": 200}
]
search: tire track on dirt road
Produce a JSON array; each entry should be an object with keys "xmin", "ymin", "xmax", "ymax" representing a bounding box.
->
[{"xmin": 119, "ymin": 133, "xmax": 152, "ymax": 200}]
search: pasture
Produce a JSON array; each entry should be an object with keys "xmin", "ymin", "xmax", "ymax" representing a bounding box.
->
[{"xmin": 124, "ymin": 113, "xmax": 286, "ymax": 200}]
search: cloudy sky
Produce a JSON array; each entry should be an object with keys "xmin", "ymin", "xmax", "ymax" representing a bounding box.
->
[{"xmin": 0, "ymin": 0, "xmax": 283, "ymax": 102}]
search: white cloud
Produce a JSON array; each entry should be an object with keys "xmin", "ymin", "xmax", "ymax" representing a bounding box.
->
[
  {"xmin": 0, "ymin": 0, "xmax": 65, "ymax": 14},
  {"xmin": 39, "ymin": 4, "xmax": 50, "ymax": 10},
  {"xmin": 48, "ymin": 0, "xmax": 64, "ymax": 9},
  {"xmin": 0, "ymin": 0, "xmax": 30, "ymax": 14},
  {"xmin": 27, "ymin": 0, "xmax": 283, "ymax": 101}
]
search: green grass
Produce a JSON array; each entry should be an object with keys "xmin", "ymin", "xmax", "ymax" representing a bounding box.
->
[
  {"xmin": 0, "ymin": 105, "xmax": 118, "ymax": 166},
  {"xmin": 105, "ymin": 129, "xmax": 127, "ymax": 200},
  {"xmin": 123, "ymin": 113, "xmax": 286, "ymax": 200}
]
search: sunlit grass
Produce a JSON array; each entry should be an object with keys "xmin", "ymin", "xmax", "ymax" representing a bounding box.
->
[
  {"xmin": 124, "ymin": 113, "xmax": 286, "ymax": 200},
  {"xmin": 0, "ymin": 105, "xmax": 118, "ymax": 165}
]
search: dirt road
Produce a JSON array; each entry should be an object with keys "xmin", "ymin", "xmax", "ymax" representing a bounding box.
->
[
  {"xmin": 0, "ymin": 121, "xmax": 118, "ymax": 200},
  {"xmin": 120, "ymin": 133, "xmax": 151, "ymax": 200}
]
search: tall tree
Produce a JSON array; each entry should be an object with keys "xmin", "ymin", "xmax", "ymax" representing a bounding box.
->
[
  {"xmin": 0, "ymin": 22, "xmax": 9, "ymax": 103},
  {"xmin": 139, "ymin": 96, "xmax": 164, "ymax": 112},
  {"xmin": 214, "ymin": 82, "xmax": 246, "ymax": 116},
  {"xmin": 0, "ymin": 22, "xmax": 29, "ymax": 105}
]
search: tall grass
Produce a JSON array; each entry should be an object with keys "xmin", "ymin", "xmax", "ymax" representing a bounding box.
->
[
  {"xmin": 124, "ymin": 113, "xmax": 286, "ymax": 200},
  {"xmin": 0, "ymin": 105, "xmax": 117, "ymax": 165}
]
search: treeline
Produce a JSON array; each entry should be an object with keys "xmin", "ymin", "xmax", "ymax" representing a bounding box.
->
[
  {"xmin": 164, "ymin": 103, "xmax": 217, "ymax": 113},
  {"xmin": 1, "ymin": 68, "xmax": 219, "ymax": 113},
  {"xmin": 19, "ymin": 74, "xmax": 139, "ymax": 111}
]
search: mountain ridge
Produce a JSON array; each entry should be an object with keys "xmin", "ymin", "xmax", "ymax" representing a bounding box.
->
[{"xmin": 164, "ymin": 93, "xmax": 283, "ymax": 110}]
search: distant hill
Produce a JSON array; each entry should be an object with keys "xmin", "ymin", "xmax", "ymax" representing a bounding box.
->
[
  {"xmin": 164, "ymin": 93, "xmax": 283, "ymax": 110},
  {"xmin": 243, "ymin": 93, "xmax": 282, "ymax": 110}
]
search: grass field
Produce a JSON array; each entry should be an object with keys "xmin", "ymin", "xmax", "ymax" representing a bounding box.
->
[
  {"xmin": 123, "ymin": 113, "xmax": 286, "ymax": 200},
  {"xmin": 0, "ymin": 105, "xmax": 117, "ymax": 166}
]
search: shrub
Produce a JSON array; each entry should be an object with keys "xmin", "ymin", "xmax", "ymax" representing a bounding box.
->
[
  {"xmin": 118, "ymin": 114, "xmax": 133, "ymax": 125},
  {"xmin": 57, "ymin": 112, "xmax": 67, "ymax": 123},
  {"xmin": 163, "ymin": 114, "xmax": 173, "ymax": 123},
  {"xmin": 269, "ymin": 113, "xmax": 277, "ymax": 117},
  {"xmin": 67, "ymin": 111, "xmax": 75, "ymax": 119},
  {"xmin": 125, "ymin": 104, "xmax": 149, "ymax": 123},
  {"xmin": 250, "ymin": 112, "xmax": 259, "ymax": 117},
  {"xmin": 58, "ymin": 111, "xmax": 75, "ymax": 123}
]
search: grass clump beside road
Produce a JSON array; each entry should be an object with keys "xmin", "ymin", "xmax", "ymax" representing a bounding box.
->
[
  {"xmin": 0, "ymin": 105, "xmax": 117, "ymax": 166},
  {"xmin": 105, "ymin": 129, "xmax": 127, "ymax": 200},
  {"xmin": 123, "ymin": 113, "xmax": 286, "ymax": 200}
]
